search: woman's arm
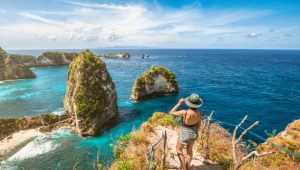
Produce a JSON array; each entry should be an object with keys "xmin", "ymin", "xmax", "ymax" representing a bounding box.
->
[{"xmin": 169, "ymin": 98, "xmax": 185, "ymax": 116}]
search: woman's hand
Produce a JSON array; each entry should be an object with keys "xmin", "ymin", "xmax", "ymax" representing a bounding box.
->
[
  {"xmin": 170, "ymin": 98, "xmax": 185, "ymax": 116},
  {"xmin": 178, "ymin": 98, "xmax": 185, "ymax": 105}
]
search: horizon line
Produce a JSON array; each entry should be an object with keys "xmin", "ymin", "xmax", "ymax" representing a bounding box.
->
[{"xmin": 5, "ymin": 47, "xmax": 300, "ymax": 51}]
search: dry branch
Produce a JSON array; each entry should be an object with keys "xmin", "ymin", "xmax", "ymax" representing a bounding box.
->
[
  {"xmin": 242, "ymin": 151, "xmax": 274, "ymax": 161},
  {"xmin": 232, "ymin": 115, "xmax": 262, "ymax": 170}
]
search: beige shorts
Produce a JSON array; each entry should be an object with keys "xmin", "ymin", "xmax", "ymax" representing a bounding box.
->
[{"xmin": 178, "ymin": 126, "xmax": 198, "ymax": 144}]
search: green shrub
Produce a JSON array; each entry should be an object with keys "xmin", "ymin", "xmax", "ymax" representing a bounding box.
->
[{"xmin": 148, "ymin": 112, "xmax": 180, "ymax": 127}]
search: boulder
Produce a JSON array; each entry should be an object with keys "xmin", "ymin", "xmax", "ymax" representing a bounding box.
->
[
  {"xmin": 64, "ymin": 50, "xmax": 118, "ymax": 136},
  {"xmin": 131, "ymin": 66, "xmax": 179, "ymax": 101}
]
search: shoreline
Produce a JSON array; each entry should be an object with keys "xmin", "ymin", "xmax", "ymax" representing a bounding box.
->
[{"xmin": 0, "ymin": 129, "xmax": 41, "ymax": 162}]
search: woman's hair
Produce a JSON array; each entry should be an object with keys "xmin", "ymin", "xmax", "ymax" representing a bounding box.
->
[{"xmin": 190, "ymin": 107, "xmax": 198, "ymax": 111}]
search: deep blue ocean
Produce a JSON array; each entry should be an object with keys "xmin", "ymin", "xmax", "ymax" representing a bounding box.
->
[{"xmin": 0, "ymin": 49, "xmax": 300, "ymax": 169}]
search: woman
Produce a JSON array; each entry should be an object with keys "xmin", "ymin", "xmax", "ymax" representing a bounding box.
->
[{"xmin": 170, "ymin": 93, "xmax": 203, "ymax": 170}]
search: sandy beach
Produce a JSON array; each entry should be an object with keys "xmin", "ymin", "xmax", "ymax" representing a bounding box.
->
[{"xmin": 0, "ymin": 129, "xmax": 41, "ymax": 158}]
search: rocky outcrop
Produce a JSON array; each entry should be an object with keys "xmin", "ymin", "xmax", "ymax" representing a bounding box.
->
[
  {"xmin": 64, "ymin": 50, "xmax": 118, "ymax": 136},
  {"xmin": 99, "ymin": 52, "xmax": 130, "ymax": 59},
  {"xmin": 131, "ymin": 66, "xmax": 179, "ymax": 101},
  {"xmin": 0, "ymin": 64, "xmax": 36, "ymax": 80},
  {"xmin": 35, "ymin": 52, "xmax": 79, "ymax": 66},
  {"xmin": 0, "ymin": 48, "xmax": 36, "ymax": 80},
  {"xmin": 0, "ymin": 47, "xmax": 80, "ymax": 81}
]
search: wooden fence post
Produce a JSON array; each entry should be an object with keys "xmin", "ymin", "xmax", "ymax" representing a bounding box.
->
[{"xmin": 205, "ymin": 111, "xmax": 214, "ymax": 159}]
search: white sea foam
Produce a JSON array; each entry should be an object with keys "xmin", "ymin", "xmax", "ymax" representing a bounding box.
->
[
  {"xmin": 52, "ymin": 108, "xmax": 65, "ymax": 115},
  {"xmin": 8, "ymin": 135, "xmax": 58, "ymax": 161},
  {"xmin": 50, "ymin": 128, "xmax": 73, "ymax": 139}
]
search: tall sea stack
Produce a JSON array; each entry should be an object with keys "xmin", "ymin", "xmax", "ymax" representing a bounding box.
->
[{"xmin": 64, "ymin": 50, "xmax": 118, "ymax": 136}]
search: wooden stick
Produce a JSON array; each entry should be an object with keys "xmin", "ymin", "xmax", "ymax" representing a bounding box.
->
[
  {"xmin": 199, "ymin": 119, "xmax": 207, "ymax": 147},
  {"xmin": 236, "ymin": 121, "xmax": 259, "ymax": 144},
  {"xmin": 242, "ymin": 151, "xmax": 274, "ymax": 161},
  {"xmin": 162, "ymin": 130, "xmax": 167, "ymax": 170},
  {"xmin": 232, "ymin": 115, "xmax": 261, "ymax": 170},
  {"xmin": 205, "ymin": 111, "xmax": 214, "ymax": 159},
  {"xmin": 232, "ymin": 115, "xmax": 248, "ymax": 169}
]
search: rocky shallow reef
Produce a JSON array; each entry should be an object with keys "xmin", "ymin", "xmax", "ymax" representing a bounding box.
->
[
  {"xmin": 64, "ymin": 50, "xmax": 118, "ymax": 136},
  {"xmin": 131, "ymin": 66, "xmax": 179, "ymax": 101}
]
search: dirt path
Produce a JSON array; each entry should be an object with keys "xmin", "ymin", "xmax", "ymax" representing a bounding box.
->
[{"xmin": 153, "ymin": 126, "xmax": 222, "ymax": 170}]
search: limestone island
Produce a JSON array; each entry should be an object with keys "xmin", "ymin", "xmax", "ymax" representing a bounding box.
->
[
  {"xmin": 99, "ymin": 52, "xmax": 130, "ymax": 59},
  {"xmin": 0, "ymin": 47, "xmax": 36, "ymax": 80},
  {"xmin": 131, "ymin": 66, "xmax": 179, "ymax": 101},
  {"xmin": 0, "ymin": 47, "xmax": 79, "ymax": 81},
  {"xmin": 64, "ymin": 50, "xmax": 118, "ymax": 136}
]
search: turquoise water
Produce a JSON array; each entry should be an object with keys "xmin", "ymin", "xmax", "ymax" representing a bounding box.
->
[{"xmin": 1, "ymin": 49, "xmax": 300, "ymax": 169}]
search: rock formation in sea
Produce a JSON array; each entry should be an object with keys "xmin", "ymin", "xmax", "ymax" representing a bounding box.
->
[
  {"xmin": 0, "ymin": 47, "xmax": 80, "ymax": 81},
  {"xmin": 35, "ymin": 52, "xmax": 79, "ymax": 66},
  {"xmin": 0, "ymin": 47, "xmax": 36, "ymax": 80},
  {"xmin": 64, "ymin": 50, "xmax": 118, "ymax": 136},
  {"xmin": 131, "ymin": 66, "xmax": 179, "ymax": 101},
  {"xmin": 99, "ymin": 52, "xmax": 130, "ymax": 59}
]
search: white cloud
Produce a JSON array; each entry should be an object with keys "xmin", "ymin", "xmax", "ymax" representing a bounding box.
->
[
  {"xmin": 1, "ymin": 0, "xmax": 295, "ymax": 49},
  {"xmin": 247, "ymin": 32, "xmax": 262, "ymax": 38}
]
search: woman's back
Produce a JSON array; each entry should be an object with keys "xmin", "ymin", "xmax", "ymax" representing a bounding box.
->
[{"xmin": 184, "ymin": 109, "xmax": 201, "ymax": 126}]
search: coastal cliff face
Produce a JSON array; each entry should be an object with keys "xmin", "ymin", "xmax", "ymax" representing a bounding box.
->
[
  {"xmin": 0, "ymin": 48, "xmax": 36, "ymax": 80},
  {"xmin": 99, "ymin": 52, "xmax": 130, "ymax": 59},
  {"xmin": 131, "ymin": 66, "xmax": 179, "ymax": 101},
  {"xmin": 35, "ymin": 52, "xmax": 79, "ymax": 66},
  {"xmin": 64, "ymin": 50, "xmax": 118, "ymax": 136}
]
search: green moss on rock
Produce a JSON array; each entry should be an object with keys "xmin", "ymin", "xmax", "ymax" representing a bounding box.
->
[
  {"xmin": 131, "ymin": 66, "xmax": 179, "ymax": 101},
  {"xmin": 64, "ymin": 50, "xmax": 118, "ymax": 136},
  {"xmin": 0, "ymin": 47, "xmax": 37, "ymax": 80}
]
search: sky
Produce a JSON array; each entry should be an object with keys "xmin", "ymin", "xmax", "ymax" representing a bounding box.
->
[{"xmin": 0, "ymin": 0, "xmax": 299, "ymax": 49}]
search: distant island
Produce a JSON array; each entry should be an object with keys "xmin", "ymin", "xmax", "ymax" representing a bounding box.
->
[
  {"xmin": 99, "ymin": 52, "xmax": 130, "ymax": 59},
  {"xmin": 0, "ymin": 47, "xmax": 79, "ymax": 81}
]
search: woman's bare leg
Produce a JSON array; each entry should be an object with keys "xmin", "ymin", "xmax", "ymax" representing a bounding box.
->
[
  {"xmin": 185, "ymin": 140, "xmax": 195, "ymax": 170},
  {"xmin": 176, "ymin": 140, "xmax": 186, "ymax": 170}
]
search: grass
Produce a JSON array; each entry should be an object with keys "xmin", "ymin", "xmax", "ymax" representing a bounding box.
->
[
  {"xmin": 148, "ymin": 112, "xmax": 180, "ymax": 127},
  {"xmin": 110, "ymin": 112, "xmax": 176, "ymax": 170},
  {"xmin": 109, "ymin": 113, "xmax": 300, "ymax": 170},
  {"xmin": 241, "ymin": 119, "xmax": 300, "ymax": 170},
  {"xmin": 195, "ymin": 123, "xmax": 237, "ymax": 169}
]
